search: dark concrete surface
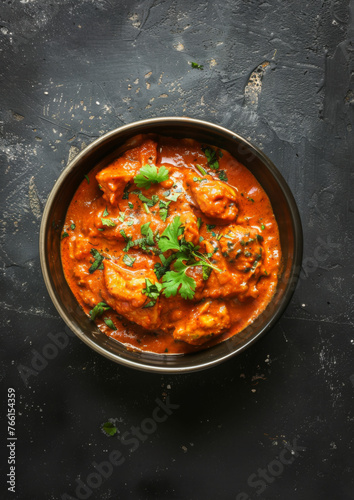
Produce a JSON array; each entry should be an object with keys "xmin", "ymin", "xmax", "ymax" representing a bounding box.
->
[{"xmin": 1, "ymin": 1, "xmax": 353, "ymax": 499}]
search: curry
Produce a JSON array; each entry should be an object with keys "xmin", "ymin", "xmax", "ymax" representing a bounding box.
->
[{"xmin": 61, "ymin": 135, "xmax": 282, "ymax": 354}]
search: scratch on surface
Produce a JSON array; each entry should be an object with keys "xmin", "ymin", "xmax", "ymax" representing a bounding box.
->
[
  {"xmin": 1, "ymin": 302, "xmax": 59, "ymax": 320},
  {"xmin": 28, "ymin": 176, "xmax": 41, "ymax": 219},
  {"xmin": 244, "ymin": 61, "xmax": 270, "ymax": 109}
]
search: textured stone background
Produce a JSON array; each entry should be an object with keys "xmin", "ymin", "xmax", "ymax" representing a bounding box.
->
[{"xmin": 0, "ymin": 1, "xmax": 353, "ymax": 499}]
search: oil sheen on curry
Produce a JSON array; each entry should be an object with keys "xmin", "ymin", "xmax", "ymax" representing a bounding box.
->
[{"xmin": 61, "ymin": 135, "xmax": 282, "ymax": 354}]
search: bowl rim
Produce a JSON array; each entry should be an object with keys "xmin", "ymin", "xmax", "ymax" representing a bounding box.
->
[{"xmin": 39, "ymin": 117, "xmax": 303, "ymax": 373}]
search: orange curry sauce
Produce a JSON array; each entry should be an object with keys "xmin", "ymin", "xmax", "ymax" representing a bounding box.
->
[{"xmin": 61, "ymin": 136, "xmax": 281, "ymax": 354}]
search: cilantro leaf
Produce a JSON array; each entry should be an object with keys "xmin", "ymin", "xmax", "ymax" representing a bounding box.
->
[
  {"xmin": 89, "ymin": 302, "xmax": 111, "ymax": 321},
  {"xmin": 104, "ymin": 318, "xmax": 117, "ymax": 330},
  {"xmin": 162, "ymin": 268, "xmax": 196, "ymax": 300},
  {"xmin": 89, "ymin": 248, "xmax": 104, "ymax": 273},
  {"xmin": 61, "ymin": 231, "xmax": 69, "ymax": 240},
  {"xmin": 123, "ymin": 254, "xmax": 135, "ymax": 267},
  {"xmin": 202, "ymin": 146, "xmax": 219, "ymax": 170},
  {"xmin": 165, "ymin": 192, "xmax": 181, "ymax": 202},
  {"xmin": 154, "ymin": 254, "xmax": 176, "ymax": 279},
  {"xmin": 133, "ymin": 191, "xmax": 159, "ymax": 207},
  {"xmin": 142, "ymin": 278, "xmax": 163, "ymax": 307},
  {"xmin": 217, "ymin": 170, "xmax": 228, "ymax": 182},
  {"xmin": 101, "ymin": 218, "xmax": 116, "ymax": 227},
  {"xmin": 158, "ymin": 216, "xmax": 183, "ymax": 252},
  {"xmin": 134, "ymin": 164, "xmax": 169, "ymax": 189},
  {"xmin": 159, "ymin": 200, "xmax": 171, "ymax": 221},
  {"xmin": 103, "ymin": 207, "xmax": 109, "ymax": 217},
  {"xmin": 141, "ymin": 222, "xmax": 154, "ymax": 245},
  {"xmin": 102, "ymin": 422, "xmax": 117, "ymax": 436},
  {"xmin": 84, "ymin": 174, "xmax": 90, "ymax": 184},
  {"xmin": 202, "ymin": 264, "xmax": 212, "ymax": 281}
]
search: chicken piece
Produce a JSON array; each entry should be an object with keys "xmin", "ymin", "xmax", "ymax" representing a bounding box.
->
[
  {"xmin": 187, "ymin": 173, "xmax": 238, "ymax": 222},
  {"xmin": 67, "ymin": 236, "xmax": 92, "ymax": 261},
  {"xmin": 194, "ymin": 226, "xmax": 267, "ymax": 301},
  {"xmin": 219, "ymin": 225, "xmax": 264, "ymax": 279},
  {"xmin": 101, "ymin": 260, "xmax": 161, "ymax": 330},
  {"xmin": 179, "ymin": 210, "xmax": 200, "ymax": 246},
  {"xmin": 96, "ymin": 139, "xmax": 158, "ymax": 206},
  {"xmin": 73, "ymin": 263, "xmax": 104, "ymax": 308},
  {"xmin": 173, "ymin": 300, "xmax": 231, "ymax": 345}
]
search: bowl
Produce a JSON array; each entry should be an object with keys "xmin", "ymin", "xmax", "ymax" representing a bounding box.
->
[{"xmin": 39, "ymin": 117, "xmax": 302, "ymax": 373}]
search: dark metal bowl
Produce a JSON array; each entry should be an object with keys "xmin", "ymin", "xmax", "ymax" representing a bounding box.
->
[{"xmin": 39, "ymin": 117, "xmax": 303, "ymax": 373}]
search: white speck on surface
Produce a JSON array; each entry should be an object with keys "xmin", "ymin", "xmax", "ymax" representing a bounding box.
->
[{"xmin": 174, "ymin": 42, "xmax": 184, "ymax": 51}]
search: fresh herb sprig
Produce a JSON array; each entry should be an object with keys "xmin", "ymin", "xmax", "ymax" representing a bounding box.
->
[
  {"xmin": 134, "ymin": 164, "xmax": 169, "ymax": 189},
  {"xmin": 157, "ymin": 216, "xmax": 222, "ymax": 299}
]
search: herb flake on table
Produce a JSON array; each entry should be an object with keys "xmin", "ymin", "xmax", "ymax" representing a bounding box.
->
[
  {"xmin": 191, "ymin": 62, "xmax": 204, "ymax": 70},
  {"xmin": 102, "ymin": 421, "xmax": 117, "ymax": 437}
]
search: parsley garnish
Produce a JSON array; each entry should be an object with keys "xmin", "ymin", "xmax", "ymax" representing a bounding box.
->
[
  {"xmin": 89, "ymin": 248, "xmax": 104, "ymax": 273},
  {"xmin": 261, "ymin": 224, "xmax": 265, "ymax": 230},
  {"xmin": 134, "ymin": 164, "xmax": 169, "ymax": 189},
  {"xmin": 89, "ymin": 302, "xmax": 110, "ymax": 321},
  {"xmin": 70, "ymin": 223, "xmax": 75, "ymax": 230},
  {"xmin": 84, "ymin": 174, "xmax": 90, "ymax": 184},
  {"xmin": 206, "ymin": 224, "xmax": 216, "ymax": 231},
  {"xmin": 191, "ymin": 62, "xmax": 204, "ymax": 70},
  {"xmin": 101, "ymin": 218, "xmax": 116, "ymax": 227},
  {"xmin": 104, "ymin": 318, "xmax": 117, "ymax": 330},
  {"xmin": 61, "ymin": 231, "xmax": 69, "ymax": 239},
  {"xmin": 128, "ymin": 202, "xmax": 134, "ymax": 209},
  {"xmin": 123, "ymin": 254, "xmax": 136, "ymax": 267},
  {"xmin": 103, "ymin": 207, "xmax": 109, "ymax": 217}
]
